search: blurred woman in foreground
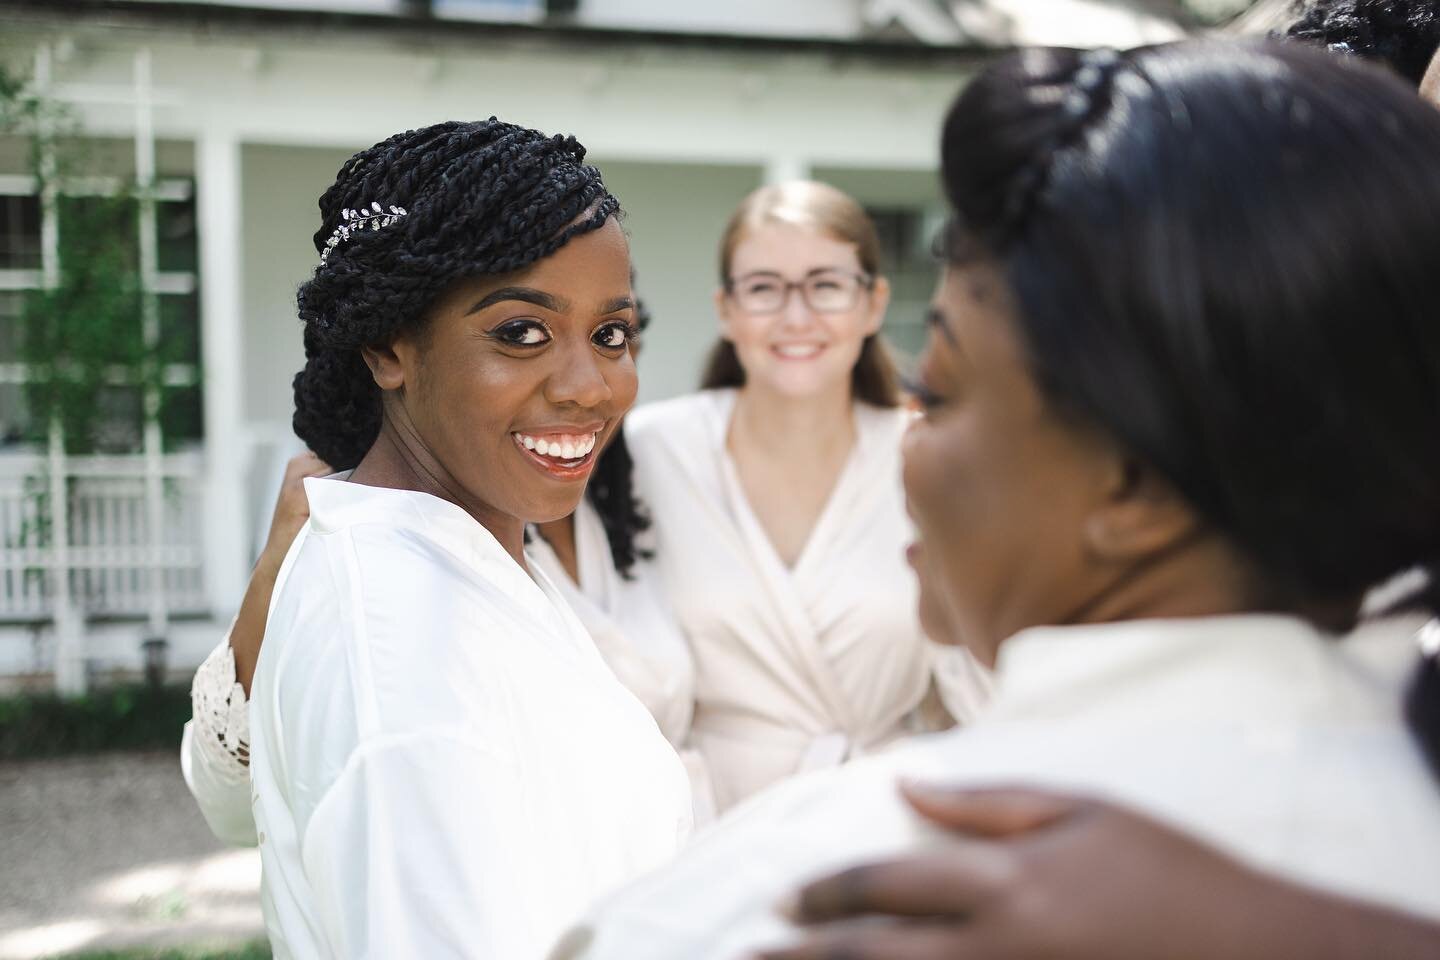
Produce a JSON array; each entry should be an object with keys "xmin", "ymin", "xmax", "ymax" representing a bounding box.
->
[{"xmin": 553, "ymin": 37, "xmax": 1440, "ymax": 959}]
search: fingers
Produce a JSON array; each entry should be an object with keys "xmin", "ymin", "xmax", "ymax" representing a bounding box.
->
[
  {"xmin": 900, "ymin": 782, "xmax": 1086, "ymax": 838},
  {"xmin": 755, "ymin": 923, "xmax": 980, "ymax": 960},
  {"xmin": 790, "ymin": 846, "xmax": 1013, "ymax": 924}
]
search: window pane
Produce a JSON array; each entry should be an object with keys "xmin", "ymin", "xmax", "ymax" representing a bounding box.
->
[
  {"xmin": 160, "ymin": 384, "xmax": 204, "ymax": 446},
  {"xmin": 864, "ymin": 206, "xmax": 941, "ymax": 364},
  {"xmin": 90, "ymin": 384, "xmax": 143, "ymax": 454},
  {"xmin": 158, "ymin": 293, "xmax": 200, "ymax": 366},
  {"xmin": 0, "ymin": 194, "xmax": 42, "ymax": 270},
  {"xmin": 0, "ymin": 292, "xmax": 22, "ymax": 363},
  {"xmin": 157, "ymin": 194, "xmax": 197, "ymax": 273},
  {"xmin": 0, "ymin": 383, "xmax": 32, "ymax": 447}
]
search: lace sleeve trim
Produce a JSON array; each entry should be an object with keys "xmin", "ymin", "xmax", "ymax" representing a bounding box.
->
[{"xmin": 190, "ymin": 639, "xmax": 251, "ymax": 784}]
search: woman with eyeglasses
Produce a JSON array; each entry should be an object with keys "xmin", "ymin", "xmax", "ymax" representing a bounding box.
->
[{"xmin": 623, "ymin": 182, "xmax": 991, "ymax": 814}]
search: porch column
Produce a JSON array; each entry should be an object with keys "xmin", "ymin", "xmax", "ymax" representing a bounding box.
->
[
  {"xmin": 196, "ymin": 128, "xmax": 250, "ymax": 619},
  {"xmin": 764, "ymin": 156, "xmax": 811, "ymax": 185}
]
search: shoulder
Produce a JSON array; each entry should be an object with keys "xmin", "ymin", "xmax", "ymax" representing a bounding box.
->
[
  {"xmin": 263, "ymin": 517, "xmax": 519, "ymax": 737},
  {"xmin": 626, "ymin": 390, "xmax": 730, "ymax": 446},
  {"xmin": 562, "ymin": 745, "xmax": 934, "ymax": 960}
]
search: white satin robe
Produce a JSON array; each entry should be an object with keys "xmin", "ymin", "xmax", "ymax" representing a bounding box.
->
[
  {"xmin": 625, "ymin": 388, "xmax": 991, "ymax": 812},
  {"xmin": 555, "ymin": 615, "xmax": 1440, "ymax": 960},
  {"xmin": 249, "ymin": 478, "xmax": 692, "ymax": 960},
  {"xmin": 526, "ymin": 497, "xmax": 715, "ymax": 822}
]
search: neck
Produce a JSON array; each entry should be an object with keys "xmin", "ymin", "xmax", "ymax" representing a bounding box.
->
[
  {"xmin": 729, "ymin": 379, "xmax": 855, "ymax": 459},
  {"xmin": 978, "ymin": 534, "xmax": 1252, "ymax": 668},
  {"xmin": 350, "ymin": 407, "xmax": 527, "ymax": 567},
  {"xmin": 533, "ymin": 512, "xmax": 579, "ymax": 585}
]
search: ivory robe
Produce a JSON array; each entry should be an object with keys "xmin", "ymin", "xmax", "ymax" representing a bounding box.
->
[
  {"xmin": 184, "ymin": 484, "xmax": 714, "ymax": 841},
  {"xmin": 526, "ymin": 496, "xmax": 715, "ymax": 821},
  {"xmin": 625, "ymin": 388, "xmax": 990, "ymax": 812},
  {"xmin": 249, "ymin": 478, "xmax": 692, "ymax": 959},
  {"xmin": 554, "ymin": 615, "xmax": 1440, "ymax": 960}
]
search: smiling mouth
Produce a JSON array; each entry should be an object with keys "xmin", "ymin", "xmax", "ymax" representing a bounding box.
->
[
  {"xmin": 512, "ymin": 430, "xmax": 601, "ymax": 480},
  {"xmin": 772, "ymin": 343, "xmax": 826, "ymax": 361}
]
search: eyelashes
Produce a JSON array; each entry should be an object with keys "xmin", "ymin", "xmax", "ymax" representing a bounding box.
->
[
  {"xmin": 593, "ymin": 320, "xmax": 640, "ymax": 350},
  {"xmin": 487, "ymin": 318, "xmax": 639, "ymax": 352},
  {"xmin": 491, "ymin": 318, "xmax": 549, "ymax": 347},
  {"xmin": 902, "ymin": 373, "xmax": 945, "ymax": 409}
]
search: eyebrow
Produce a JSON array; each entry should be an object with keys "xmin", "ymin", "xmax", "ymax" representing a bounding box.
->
[
  {"xmin": 732, "ymin": 267, "xmax": 857, "ymax": 280},
  {"xmin": 466, "ymin": 288, "xmax": 635, "ymax": 317},
  {"xmin": 466, "ymin": 286, "xmax": 569, "ymax": 315}
]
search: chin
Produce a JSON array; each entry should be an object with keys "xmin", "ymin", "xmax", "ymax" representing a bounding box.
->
[
  {"xmin": 755, "ymin": 368, "xmax": 851, "ymax": 399},
  {"xmin": 522, "ymin": 489, "xmax": 588, "ymax": 525}
]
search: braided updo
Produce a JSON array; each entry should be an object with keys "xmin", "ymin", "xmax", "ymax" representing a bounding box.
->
[
  {"xmin": 940, "ymin": 39, "xmax": 1440, "ymax": 624},
  {"xmin": 293, "ymin": 118, "xmax": 619, "ymax": 469},
  {"xmin": 941, "ymin": 37, "xmax": 1440, "ymax": 772}
]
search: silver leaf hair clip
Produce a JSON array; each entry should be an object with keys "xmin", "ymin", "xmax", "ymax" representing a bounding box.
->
[{"xmin": 320, "ymin": 201, "xmax": 409, "ymax": 264}]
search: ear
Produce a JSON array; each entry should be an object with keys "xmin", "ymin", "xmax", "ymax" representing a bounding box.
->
[
  {"xmin": 1082, "ymin": 454, "xmax": 1199, "ymax": 563},
  {"xmin": 360, "ymin": 339, "xmax": 407, "ymax": 391},
  {"xmin": 713, "ymin": 286, "xmax": 736, "ymax": 343},
  {"xmin": 862, "ymin": 276, "xmax": 891, "ymax": 338}
]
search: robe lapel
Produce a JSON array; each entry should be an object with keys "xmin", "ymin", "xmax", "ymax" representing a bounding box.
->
[{"xmin": 710, "ymin": 392, "xmax": 864, "ymax": 736}]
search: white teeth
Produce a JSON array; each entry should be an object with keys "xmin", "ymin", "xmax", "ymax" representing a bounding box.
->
[
  {"xmin": 776, "ymin": 343, "xmax": 822, "ymax": 358},
  {"xmin": 515, "ymin": 432, "xmax": 599, "ymax": 462}
]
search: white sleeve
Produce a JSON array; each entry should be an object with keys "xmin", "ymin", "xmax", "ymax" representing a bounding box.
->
[
  {"xmin": 299, "ymin": 732, "xmax": 555, "ymax": 960},
  {"xmin": 181, "ymin": 635, "xmax": 258, "ymax": 847}
]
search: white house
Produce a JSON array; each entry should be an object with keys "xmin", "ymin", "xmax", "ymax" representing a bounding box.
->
[{"xmin": 0, "ymin": 0, "xmax": 1206, "ymax": 690}]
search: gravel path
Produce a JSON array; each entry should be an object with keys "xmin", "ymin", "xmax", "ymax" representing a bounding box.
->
[{"xmin": 0, "ymin": 752, "xmax": 264, "ymax": 959}]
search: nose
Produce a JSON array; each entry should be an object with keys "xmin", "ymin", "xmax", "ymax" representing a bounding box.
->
[
  {"xmin": 777, "ymin": 286, "xmax": 819, "ymax": 332},
  {"xmin": 544, "ymin": 341, "xmax": 613, "ymax": 410}
]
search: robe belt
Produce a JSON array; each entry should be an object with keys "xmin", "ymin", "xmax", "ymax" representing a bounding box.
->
[{"xmin": 691, "ymin": 711, "xmax": 867, "ymax": 772}]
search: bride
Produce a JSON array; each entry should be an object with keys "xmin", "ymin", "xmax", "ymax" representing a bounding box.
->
[{"xmin": 244, "ymin": 118, "xmax": 690, "ymax": 959}]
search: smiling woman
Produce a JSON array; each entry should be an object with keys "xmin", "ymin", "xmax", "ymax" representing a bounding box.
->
[
  {"xmin": 623, "ymin": 181, "xmax": 993, "ymax": 815},
  {"xmin": 343, "ymin": 221, "xmax": 639, "ymax": 537},
  {"xmin": 240, "ymin": 119, "xmax": 692, "ymax": 960}
]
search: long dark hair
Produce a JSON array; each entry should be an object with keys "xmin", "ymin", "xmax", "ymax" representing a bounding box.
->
[{"xmin": 939, "ymin": 39, "xmax": 1440, "ymax": 759}]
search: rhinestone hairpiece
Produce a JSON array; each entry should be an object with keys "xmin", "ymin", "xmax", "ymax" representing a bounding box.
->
[{"xmin": 320, "ymin": 201, "xmax": 409, "ymax": 264}]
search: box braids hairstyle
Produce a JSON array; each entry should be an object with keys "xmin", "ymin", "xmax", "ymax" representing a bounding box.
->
[
  {"xmin": 1285, "ymin": 0, "xmax": 1440, "ymax": 85},
  {"xmin": 293, "ymin": 117, "xmax": 619, "ymax": 472},
  {"xmin": 292, "ymin": 118, "xmax": 653, "ymax": 574}
]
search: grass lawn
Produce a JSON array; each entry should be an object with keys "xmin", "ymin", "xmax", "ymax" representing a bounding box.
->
[{"xmin": 57, "ymin": 945, "xmax": 270, "ymax": 960}]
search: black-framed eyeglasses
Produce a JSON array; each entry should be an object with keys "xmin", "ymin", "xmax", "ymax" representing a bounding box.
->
[{"xmin": 725, "ymin": 268, "xmax": 874, "ymax": 315}]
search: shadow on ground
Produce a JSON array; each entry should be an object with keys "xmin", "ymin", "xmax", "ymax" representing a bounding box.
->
[{"xmin": 0, "ymin": 752, "xmax": 264, "ymax": 959}]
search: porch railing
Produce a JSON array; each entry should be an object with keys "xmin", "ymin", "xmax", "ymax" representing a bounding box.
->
[{"xmin": 0, "ymin": 451, "xmax": 208, "ymax": 626}]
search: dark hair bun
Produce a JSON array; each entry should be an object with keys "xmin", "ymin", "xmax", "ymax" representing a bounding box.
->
[{"xmin": 940, "ymin": 39, "xmax": 1440, "ymax": 622}]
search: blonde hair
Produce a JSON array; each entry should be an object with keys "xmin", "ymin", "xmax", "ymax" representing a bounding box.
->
[{"xmin": 703, "ymin": 180, "xmax": 900, "ymax": 407}]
